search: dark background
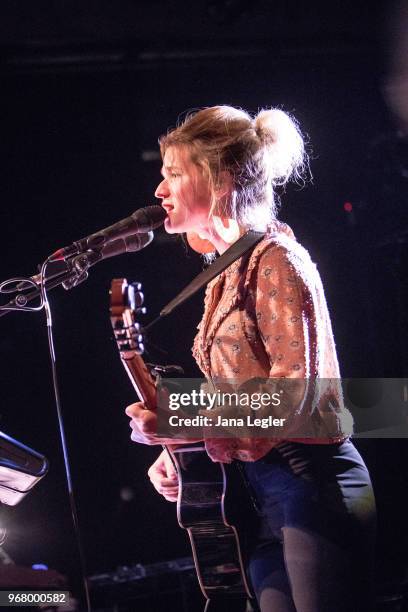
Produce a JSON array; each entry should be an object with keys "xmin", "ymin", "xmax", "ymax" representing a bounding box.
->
[{"xmin": 0, "ymin": 0, "xmax": 407, "ymax": 606}]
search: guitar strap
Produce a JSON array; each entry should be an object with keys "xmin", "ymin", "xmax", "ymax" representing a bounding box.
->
[
  {"xmin": 149, "ymin": 230, "xmax": 266, "ymax": 513},
  {"xmin": 146, "ymin": 230, "xmax": 265, "ymax": 329}
]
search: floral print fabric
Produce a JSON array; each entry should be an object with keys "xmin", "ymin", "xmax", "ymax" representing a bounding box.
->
[{"xmin": 192, "ymin": 222, "xmax": 353, "ymax": 463}]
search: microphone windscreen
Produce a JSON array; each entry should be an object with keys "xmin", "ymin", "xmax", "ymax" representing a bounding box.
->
[
  {"xmin": 132, "ymin": 205, "xmax": 167, "ymax": 232},
  {"xmin": 101, "ymin": 231, "xmax": 153, "ymax": 259}
]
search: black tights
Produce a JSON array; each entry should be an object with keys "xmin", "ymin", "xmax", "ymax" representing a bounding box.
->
[{"xmin": 244, "ymin": 441, "xmax": 376, "ymax": 612}]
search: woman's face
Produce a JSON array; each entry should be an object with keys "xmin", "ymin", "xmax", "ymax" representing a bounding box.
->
[{"xmin": 155, "ymin": 145, "xmax": 212, "ymax": 234}]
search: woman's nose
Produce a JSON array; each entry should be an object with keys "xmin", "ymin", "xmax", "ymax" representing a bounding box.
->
[{"xmin": 155, "ymin": 178, "xmax": 170, "ymax": 199}]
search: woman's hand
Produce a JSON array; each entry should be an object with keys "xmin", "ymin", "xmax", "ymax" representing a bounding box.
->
[
  {"xmin": 125, "ymin": 401, "xmax": 202, "ymax": 445},
  {"xmin": 147, "ymin": 449, "xmax": 179, "ymax": 502},
  {"xmin": 125, "ymin": 402, "xmax": 163, "ymax": 445}
]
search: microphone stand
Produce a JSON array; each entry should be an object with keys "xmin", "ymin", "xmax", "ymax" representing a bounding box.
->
[
  {"xmin": 0, "ymin": 248, "xmax": 104, "ymax": 317},
  {"xmin": 0, "ymin": 248, "xmax": 106, "ymax": 612}
]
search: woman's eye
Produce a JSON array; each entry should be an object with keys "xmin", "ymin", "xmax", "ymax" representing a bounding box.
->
[{"xmin": 170, "ymin": 172, "xmax": 181, "ymax": 178}]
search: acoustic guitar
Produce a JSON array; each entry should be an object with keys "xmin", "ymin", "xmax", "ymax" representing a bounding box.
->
[{"xmin": 109, "ymin": 278, "xmax": 254, "ymax": 604}]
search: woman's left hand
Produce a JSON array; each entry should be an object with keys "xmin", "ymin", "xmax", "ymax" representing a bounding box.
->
[
  {"xmin": 125, "ymin": 402, "xmax": 162, "ymax": 445},
  {"xmin": 125, "ymin": 402, "xmax": 202, "ymax": 446}
]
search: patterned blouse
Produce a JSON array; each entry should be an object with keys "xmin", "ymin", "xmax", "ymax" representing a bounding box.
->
[{"xmin": 192, "ymin": 222, "xmax": 353, "ymax": 463}]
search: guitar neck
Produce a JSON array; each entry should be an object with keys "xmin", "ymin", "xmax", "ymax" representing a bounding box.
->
[{"xmin": 120, "ymin": 353, "xmax": 157, "ymax": 411}]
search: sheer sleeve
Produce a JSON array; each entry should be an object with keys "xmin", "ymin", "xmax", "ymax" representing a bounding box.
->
[{"xmin": 255, "ymin": 244, "xmax": 308, "ymax": 379}]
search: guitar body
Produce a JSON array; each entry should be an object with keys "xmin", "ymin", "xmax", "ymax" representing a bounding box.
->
[
  {"xmin": 110, "ymin": 278, "xmax": 254, "ymax": 602},
  {"xmin": 171, "ymin": 444, "xmax": 253, "ymax": 600}
]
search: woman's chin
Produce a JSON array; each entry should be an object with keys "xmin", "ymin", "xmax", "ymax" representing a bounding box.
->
[{"xmin": 164, "ymin": 219, "xmax": 183, "ymax": 234}]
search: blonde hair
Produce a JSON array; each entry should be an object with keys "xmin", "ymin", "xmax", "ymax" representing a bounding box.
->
[{"xmin": 159, "ymin": 105, "xmax": 308, "ymax": 231}]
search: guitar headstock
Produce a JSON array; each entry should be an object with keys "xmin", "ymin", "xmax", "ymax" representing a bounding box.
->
[
  {"xmin": 110, "ymin": 278, "xmax": 146, "ymax": 357},
  {"xmin": 110, "ymin": 278, "xmax": 157, "ymax": 409}
]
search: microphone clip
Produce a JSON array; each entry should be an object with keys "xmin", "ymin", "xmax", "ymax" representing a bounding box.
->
[{"xmin": 61, "ymin": 249, "xmax": 102, "ymax": 290}]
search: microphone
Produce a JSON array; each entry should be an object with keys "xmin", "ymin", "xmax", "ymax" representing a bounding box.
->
[
  {"xmin": 18, "ymin": 232, "xmax": 154, "ymax": 290},
  {"xmin": 50, "ymin": 205, "xmax": 166, "ymax": 261},
  {"xmin": 72, "ymin": 231, "xmax": 154, "ymax": 270}
]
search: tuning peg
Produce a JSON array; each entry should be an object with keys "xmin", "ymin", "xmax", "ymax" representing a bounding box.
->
[
  {"xmin": 128, "ymin": 283, "xmax": 145, "ymax": 310},
  {"xmin": 135, "ymin": 342, "xmax": 144, "ymax": 355},
  {"xmin": 129, "ymin": 327, "xmax": 143, "ymax": 342},
  {"xmin": 134, "ymin": 292, "xmax": 144, "ymax": 306}
]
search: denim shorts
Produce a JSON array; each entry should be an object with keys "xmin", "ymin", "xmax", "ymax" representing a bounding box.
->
[{"xmin": 243, "ymin": 440, "xmax": 376, "ymax": 612}]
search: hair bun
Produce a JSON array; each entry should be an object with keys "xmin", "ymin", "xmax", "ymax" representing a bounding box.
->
[{"xmin": 254, "ymin": 108, "xmax": 306, "ymax": 185}]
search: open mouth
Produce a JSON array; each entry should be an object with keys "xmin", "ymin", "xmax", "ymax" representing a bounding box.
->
[{"xmin": 162, "ymin": 203, "xmax": 174, "ymax": 213}]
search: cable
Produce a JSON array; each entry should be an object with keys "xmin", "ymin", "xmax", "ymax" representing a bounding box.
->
[{"xmin": 39, "ymin": 257, "xmax": 92, "ymax": 612}]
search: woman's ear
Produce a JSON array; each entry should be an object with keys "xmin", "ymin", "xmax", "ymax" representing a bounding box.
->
[
  {"xmin": 211, "ymin": 170, "xmax": 233, "ymax": 217},
  {"xmin": 215, "ymin": 170, "xmax": 233, "ymax": 199}
]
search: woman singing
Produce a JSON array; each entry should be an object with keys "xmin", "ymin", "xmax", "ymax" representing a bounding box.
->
[{"xmin": 126, "ymin": 105, "xmax": 376, "ymax": 612}]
